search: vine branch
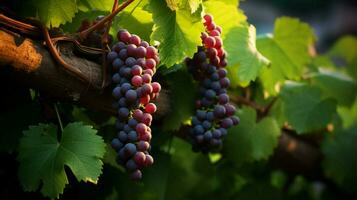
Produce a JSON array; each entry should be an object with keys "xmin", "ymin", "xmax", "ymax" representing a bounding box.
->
[{"xmin": 79, "ymin": 0, "xmax": 135, "ymax": 40}]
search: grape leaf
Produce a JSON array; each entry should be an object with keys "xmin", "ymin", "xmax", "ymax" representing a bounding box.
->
[
  {"xmin": 337, "ymin": 100, "xmax": 357, "ymax": 129},
  {"xmin": 18, "ymin": 122, "xmax": 106, "ymax": 198},
  {"xmin": 60, "ymin": 10, "xmax": 108, "ymax": 33},
  {"xmin": 79, "ymin": 0, "xmax": 113, "ymax": 12},
  {"xmin": 328, "ymin": 36, "xmax": 357, "ymax": 80},
  {"xmin": 150, "ymin": 0, "xmax": 204, "ymax": 67},
  {"xmin": 31, "ymin": 0, "xmax": 78, "ymax": 27},
  {"xmin": 280, "ymin": 82, "xmax": 337, "ymax": 134},
  {"xmin": 162, "ymin": 69, "xmax": 197, "ymax": 131},
  {"xmin": 322, "ymin": 126, "xmax": 357, "ymax": 193},
  {"xmin": 223, "ymin": 107, "xmax": 281, "ymax": 165},
  {"xmin": 329, "ymin": 35, "xmax": 357, "ymax": 63},
  {"xmin": 225, "ymin": 24, "xmax": 270, "ymax": 86},
  {"xmin": 257, "ymin": 17, "xmax": 315, "ymax": 95},
  {"xmin": 165, "ymin": 0, "xmax": 202, "ymax": 13},
  {"xmin": 310, "ymin": 69, "xmax": 357, "ymax": 107},
  {"xmin": 188, "ymin": 0, "xmax": 202, "ymax": 13}
]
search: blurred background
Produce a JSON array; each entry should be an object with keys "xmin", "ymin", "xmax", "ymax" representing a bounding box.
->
[{"xmin": 241, "ymin": 0, "xmax": 357, "ymax": 51}]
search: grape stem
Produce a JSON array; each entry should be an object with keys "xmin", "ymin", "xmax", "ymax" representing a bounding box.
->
[{"xmin": 79, "ymin": 0, "xmax": 135, "ymax": 40}]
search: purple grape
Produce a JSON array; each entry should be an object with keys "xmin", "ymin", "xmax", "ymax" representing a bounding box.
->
[
  {"xmin": 205, "ymin": 89, "xmax": 216, "ymax": 100},
  {"xmin": 112, "ymin": 73, "xmax": 121, "ymax": 83},
  {"xmin": 118, "ymin": 131, "xmax": 128, "ymax": 142},
  {"xmin": 118, "ymin": 97, "xmax": 127, "ymax": 107},
  {"xmin": 218, "ymin": 93, "xmax": 229, "ymax": 104},
  {"xmin": 137, "ymin": 141, "xmax": 150, "ymax": 151},
  {"xmin": 196, "ymin": 110, "xmax": 206, "ymax": 120},
  {"xmin": 124, "ymin": 143, "xmax": 137, "ymax": 157},
  {"xmin": 124, "ymin": 124, "xmax": 132, "ymax": 132},
  {"xmin": 125, "ymin": 57, "xmax": 137, "ymax": 66},
  {"xmin": 118, "ymin": 49, "xmax": 128, "ymax": 59},
  {"xmin": 127, "ymin": 44, "xmax": 137, "ymax": 56},
  {"xmin": 128, "ymin": 118, "xmax": 138, "ymax": 128},
  {"xmin": 118, "ymin": 107, "xmax": 130, "ymax": 119},
  {"xmin": 112, "ymin": 86, "xmax": 121, "ymax": 98},
  {"xmin": 107, "ymin": 51, "xmax": 118, "ymax": 63},
  {"xmin": 202, "ymin": 121, "xmax": 212, "ymax": 129},
  {"xmin": 130, "ymin": 170, "xmax": 142, "ymax": 181},
  {"xmin": 125, "ymin": 89, "xmax": 138, "ymax": 102},
  {"xmin": 111, "ymin": 138, "xmax": 123, "ymax": 150},
  {"xmin": 126, "ymin": 159, "xmax": 138, "ymax": 171},
  {"xmin": 120, "ymin": 83, "xmax": 131, "ymax": 94},
  {"xmin": 128, "ymin": 131, "xmax": 138, "ymax": 142},
  {"xmin": 231, "ymin": 116, "xmax": 240, "ymax": 125},
  {"xmin": 213, "ymin": 105, "xmax": 226, "ymax": 118},
  {"xmin": 221, "ymin": 117, "xmax": 233, "ymax": 128},
  {"xmin": 112, "ymin": 58, "xmax": 124, "ymax": 69},
  {"xmin": 194, "ymin": 125, "xmax": 205, "ymax": 135}
]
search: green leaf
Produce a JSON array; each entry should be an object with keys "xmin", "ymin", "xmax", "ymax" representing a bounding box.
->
[
  {"xmin": 164, "ymin": 0, "xmax": 202, "ymax": 13},
  {"xmin": 61, "ymin": 10, "xmax": 108, "ymax": 33},
  {"xmin": 188, "ymin": 0, "xmax": 202, "ymax": 13},
  {"xmin": 310, "ymin": 69, "xmax": 357, "ymax": 107},
  {"xmin": 111, "ymin": 0, "xmax": 153, "ymax": 42},
  {"xmin": 224, "ymin": 107, "xmax": 281, "ymax": 165},
  {"xmin": 257, "ymin": 17, "xmax": 315, "ymax": 95},
  {"xmin": 329, "ymin": 35, "xmax": 357, "ymax": 63},
  {"xmin": 328, "ymin": 36, "xmax": 357, "ymax": 80},
  {"xmin": 18, "ymin": 122, "xmax": 106, "ymax": 198},
  {"xmin": 79, "ymin": 0, "xmax": 113, "ymax": 12},
  {"xmin": 225, "ymin": 24, "xmax": 270, "ymax": 86},
  {"xmin": 337, "ymin": 100, "xmax": 357, "ymax": 129},
  {"xmin": 280, "ymin": 82, "xmax": 337, "ymax": 134},
  {"xmin": 322, "ymin": 126, "xmax": 357, "ymax": 193},
  {"xmin": 31, "ymin": 0, "xmax": 78, "ymax": 27},
  {"xmin": 162, "ymin": 69, "xmax": 197, "ymax": 131},
  {"xmin": 150, "ymin": 0, "xmax": 204, "ymax": 67}
]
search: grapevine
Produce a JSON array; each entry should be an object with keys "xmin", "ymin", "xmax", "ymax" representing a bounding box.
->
[
  {"xmin": 108, "ymin": 29, "xmax": 161, "ymax": 180},
  {"xmin": 186, "ymin": 14, "xmax": 239, "ymax": 153}
]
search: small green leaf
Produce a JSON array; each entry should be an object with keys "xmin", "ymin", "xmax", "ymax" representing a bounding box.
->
[
  {"xmin": 257, "ymin": 17, "xmax": 315, "ymax": 95},
  {"xmin": 150, "ymin": 0, "xmax": 204, "ymax": 67},
  {"xmin": 322, "ymin": 126, "xmax": 357, "ymax": 193},
  {"xmin": 329, "ymin": 35, "xmax": 357, "ymax": 63},
  {"xmin": 32, "ymin": 0, "xmax": 78, "ymax": 27},
  {"xmin": 224, "ymin": 107, "xmax": 281, "ymax": 165},
  {"xmin": 310, "ymin": 69, "xmax": 357, "ymax": 107},
  {"xmin": 18, "ymin": 122, "xmax": 106, "ymax": 198},
  {"xmin": 328, "ymin": 36, "xmax": 357, "ymax": 80},
  {"xmin": 280, "ymin": 82, "xmax": 337, "ymax": 134},
  {"xmin": 337, "ymin": 100, "xmax": 357, "ymax": 129},
  {"xmin": 225, "ymin": 24, "xmax": 270, "ymax": 86}
]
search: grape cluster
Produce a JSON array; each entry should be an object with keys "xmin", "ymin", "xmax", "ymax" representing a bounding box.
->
[
  {"xmin": 186, "ymin": 14, "xmax": 239, "ymax": 153},
  {"xmin": 108, "ymin": 30, "xmax": 161, "ymax": 180}
]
